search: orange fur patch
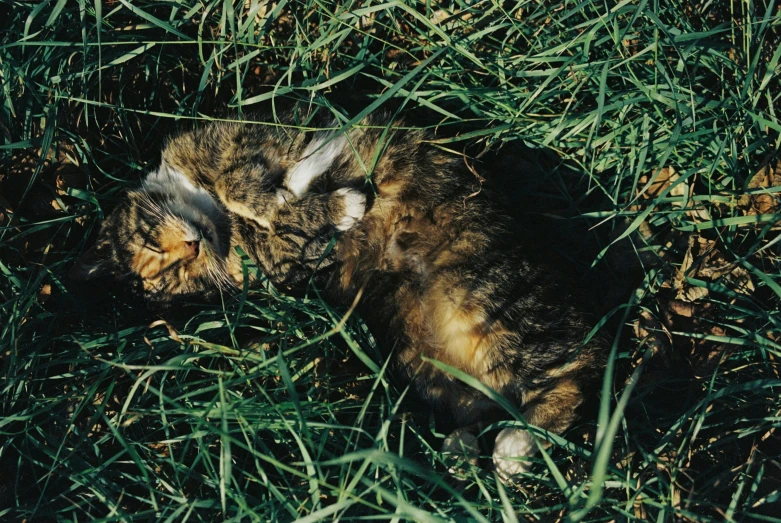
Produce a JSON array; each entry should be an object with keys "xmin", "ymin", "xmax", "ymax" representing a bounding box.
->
[
  {"xmin": 132, "ymin": 221, "xmax": 199, "ymax": 280},
  {"xmin": 425, "ymin": 284, "xmax": 489, "ymax": 372}
]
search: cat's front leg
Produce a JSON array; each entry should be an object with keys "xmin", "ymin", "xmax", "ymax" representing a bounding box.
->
[
  {"xmin": 213, "ymin": 173, "xmax": 289, "ymax": 230},
  {"xmin": 331, "ymin": 188, "xmax": 367, "ymax": 231},
  {"xmin": 255, "ymin": 188, "xmax": 366, "ymax": 286},
  {"xmin": 272, "ymin": 188, "xmax": 366, "ymax": 241}
]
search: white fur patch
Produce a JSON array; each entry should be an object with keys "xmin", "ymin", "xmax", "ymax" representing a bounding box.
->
[
  {"xmin": 142, "ymin": 161, "xmax": 223, "ymax": 242},
  {"xmin": 493, "ymin": 428, "xmax": 536, "ymax": 482},
  {"xmin": 442, "ymin": 429, "xmax": 479, "ymax": 455},
  {"xmin": 276, "ymin": 188, "xmax": 293, "ymax": 206},
  {"xmin": 179, "ymin": 222, "xmax": 203, "ymax": 243},
  {"xmin": 145, "ymin": 160, "xmax": 202, "ymax": 195},
  {"xmin": 334, "ymin": 188, "xmax": 366, "ymax": 232},
  {"xmin": 285, "ymin": 133, "xmax": 347, "ymax": 197},
  {"xmin": 144, "ymin": 161, "xmax": 220, "ymax": 215},
  {"xmin": 442, "ymin": 428, "xmax": 480, "ymax": 476}
]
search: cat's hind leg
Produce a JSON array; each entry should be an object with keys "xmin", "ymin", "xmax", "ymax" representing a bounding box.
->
[
  {"xmin": 441, "ymin": 427, "xmax": 481, "ymax": 477},
  {"xmin": 493, "ymin": 378, "xmax": 583, "ymax": 482}
]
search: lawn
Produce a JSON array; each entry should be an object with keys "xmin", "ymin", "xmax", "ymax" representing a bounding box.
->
[{"xmin": 1, "ymin": 0, "xmax": 780, "ymax": 521}]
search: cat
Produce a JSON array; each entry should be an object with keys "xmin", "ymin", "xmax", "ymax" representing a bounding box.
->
[
  {"xmin": 71, "ymin": 121, "xmax": 367, "ymax": 299},
  {"xmin": 74, "ymin": 112, "xmax": 607, "ymax": 482}
]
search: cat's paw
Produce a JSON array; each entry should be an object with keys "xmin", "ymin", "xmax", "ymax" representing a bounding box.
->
[
  {"xmin": 442, "ymin": 428, "xmax": 480, "ymax": 478},
  {"xmin": 493, "ymin": 428, "xmax": 535, "ymax": 483},
  {"xmin": 334, "ymin": 188, "xmax": 366, "ymax": 232},
  {"xmin": 276, "ymin": 188, "xmax": 294, "ymax": 206}
]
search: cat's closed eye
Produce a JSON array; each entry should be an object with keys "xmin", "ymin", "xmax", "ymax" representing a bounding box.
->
[
  {"xmin": 130, "ymin": 218, "xmax": 204, "ymax": 276},
  {"xmin": 143, "ymin": 243, "xmax": 165, "ymax": 254},
  {"xmin": 71, "ymin": 182, "xmax": 236, "ymax": 300}
]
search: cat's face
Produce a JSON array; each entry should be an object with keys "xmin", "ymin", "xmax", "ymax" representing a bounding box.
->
[{"xmin": 73, "ymin": 168, "xmax": 234, "ymax": 302}]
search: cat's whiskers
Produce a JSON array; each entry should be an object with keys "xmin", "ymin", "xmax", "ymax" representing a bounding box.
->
[
  {"xmin": 140, "ymin": 196, "xmax": 190, "ymax": 241},
  {"xmin": 137, "ymin": 191, "xmax": 168, "ymax": 221},
  {"xmin": 207, "ymin": 253, "xmax": 233, "ymax": 290},
  {"xmin": 196, "ymin": 243, "xmax": 230, "ymax": 291},
  {"xmin": 202, "ymin": 253, "xmax": 219, "ymax": 288}
]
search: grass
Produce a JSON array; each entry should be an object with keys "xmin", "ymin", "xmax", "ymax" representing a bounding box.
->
[{"xmin": 1, "ymin": 0, "xmax": 781, "ymax": 520}]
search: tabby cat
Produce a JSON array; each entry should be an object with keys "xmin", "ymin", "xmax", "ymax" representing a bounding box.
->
[{"xmin": 75, "ymin": 112, "xmax": 606, "ymax": 481}]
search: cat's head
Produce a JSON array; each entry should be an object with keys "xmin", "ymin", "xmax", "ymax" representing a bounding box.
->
[{"xmin": 72, "ymin": 162, "xmax": 234, "ymax": 302}]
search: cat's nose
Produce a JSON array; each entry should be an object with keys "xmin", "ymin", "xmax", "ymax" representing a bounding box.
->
[{"xmin": 184, "ymin": 240, "xmax": 200, "ymax": 257}]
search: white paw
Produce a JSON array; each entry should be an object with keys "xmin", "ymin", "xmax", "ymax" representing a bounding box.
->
[
  {"xmin": 442, "ymin": 429, "xmax": 480, "ymax": 457},
  {"xmin": 442, "ymin": 428, "xmax": 480, "ymax": 475},
  {"xmin": 335, "ymin": 188, "xmax": 366, "ymax": 232},
  {"xmin": 493, "ymin": 428, "xmax": 536, "ymax": 483}
]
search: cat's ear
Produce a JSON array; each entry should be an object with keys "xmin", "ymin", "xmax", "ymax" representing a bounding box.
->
[{"xmin": 70, "ymin": 238, "xmax": 114, "ymax": 281}]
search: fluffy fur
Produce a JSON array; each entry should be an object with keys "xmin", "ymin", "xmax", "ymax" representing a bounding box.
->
[{"xmin": 75, "ymin": 112, "xmax": 606, "ymax": 481}]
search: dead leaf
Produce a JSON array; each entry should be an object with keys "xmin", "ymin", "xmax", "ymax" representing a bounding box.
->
[
  {"xmin": 636, "ymin": 167, "xmax": 682, "ymax": 205},
  {"xmin": 743, "ymin": 161, "xmax": 781, "ymax": 216}
]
